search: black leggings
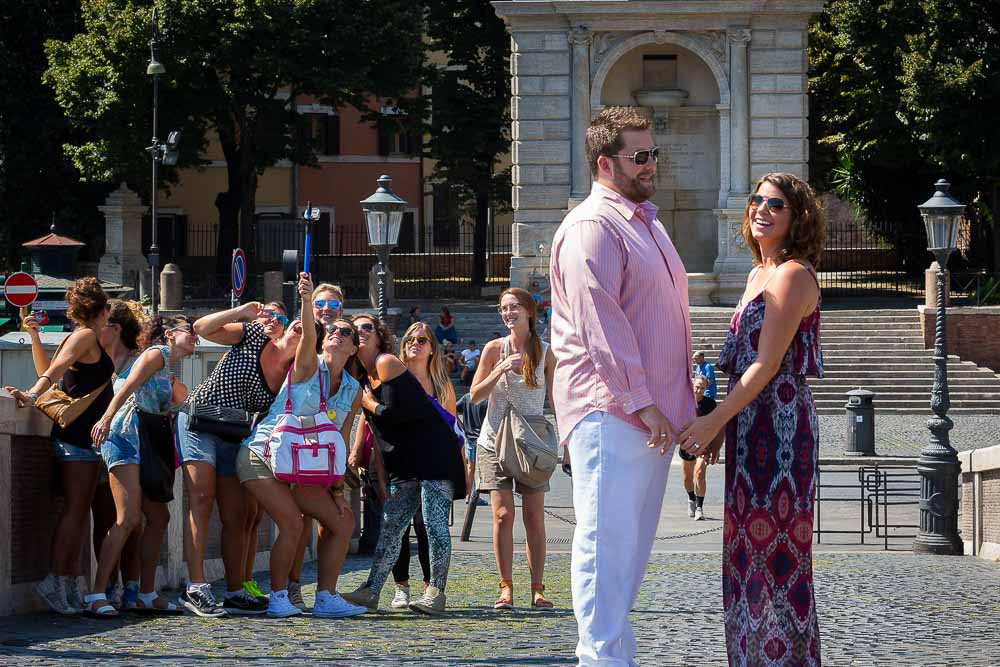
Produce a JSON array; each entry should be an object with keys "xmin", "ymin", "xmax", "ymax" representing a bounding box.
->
[{"xmin": 392, "ymin": 504, "xmax": 430, "ymax": 584}]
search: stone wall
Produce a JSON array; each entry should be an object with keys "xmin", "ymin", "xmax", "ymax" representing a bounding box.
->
[
  {"xmin": 959, "ymin": 444, "xmax": 1000, "ymax": 562},
  {"xmin": 918, "ymin": 306, "xmax": 1000, "ymax": 373}
]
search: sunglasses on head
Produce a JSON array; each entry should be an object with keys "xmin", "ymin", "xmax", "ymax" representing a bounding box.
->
[
  {"xmin": 357, "ymin": 322, "xmax": 376, "ymax": 333},
  {"xmin": 748, "ymin": 194, "xmax": 787, "ymax": 212},
  {"xmin": 314, "ymin": 299, "xmax": 342, "ymax": 311},
  {"xmin": 608, "ymin": 146, "xmax": 659, "ymax": 165},
  {"xmin": 325, "ymin": 324, "xmax": 354, "ymax": 338},
  {"xmin": 408, "ymin": 336, "xmax": 430, "ymax": 346}
]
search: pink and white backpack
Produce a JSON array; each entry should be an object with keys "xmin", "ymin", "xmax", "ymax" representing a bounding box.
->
[{"xmin": 262, "ymin": 364, "xmax": 346, "ymax": 487}]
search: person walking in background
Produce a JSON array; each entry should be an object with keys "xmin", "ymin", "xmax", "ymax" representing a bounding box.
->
[
  {"xmin": 178, "ymin": 300, "xmax": 303, "ymax": 617},
  {"xmin": 692, "ymin": 351, "xmax": 717, "ymax": 400},
  {"xmin": 469, "ymin": 288, "xmax": 556, "ymax": 611},
  {"xmin": 679, "ymin": 376, "xmax": 717, "ymax": 521},
  {"xmin": 679, "ymin": 172, "xmax": 826, "ymax": 666},
  {"xmin": 549, "ymin": 106, "xmax": 696, "ymax": 665},
  {"xmin": 342, "ymin": 314, "xmax": 465, "ymax": 615},
  {"xmin": 388, "ymin": 321, "xmax": 459, "ymax": 609},
  {"xmin": 88, "ymin": 316, "xmax": 198, "ymax": 616},
  {"xmin": 435, "ymin": 306, "xmax": 458, "ymax": 345},
  {"xmin": 5, "ymin": 278, "xmax": 120, "ymax": 616},
  {"xmin": 239, "ymin": 274, "xmax": 368, "ymax": 619}
]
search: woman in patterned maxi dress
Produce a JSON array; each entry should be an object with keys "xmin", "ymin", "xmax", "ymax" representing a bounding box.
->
[{"xmin": 678, "ymin": 173, "xmax": 826, "ymax": 666}]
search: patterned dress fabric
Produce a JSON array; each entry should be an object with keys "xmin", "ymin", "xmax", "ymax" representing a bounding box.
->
[
  {"xmin": 716, "ymin": 292, "xmax": 824, "ymax": 666},
  {"xmin": 108, "ymin": 345, "xmax": 173, "ymax": 442}
]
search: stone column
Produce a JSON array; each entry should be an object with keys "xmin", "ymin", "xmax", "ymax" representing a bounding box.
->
[
  {"xmin": 727, "ymin": 28, "xmax": 751, "ymax": 206},
  {"xmin": 98, "ymin": 183, "xmax": 150, "ymax": 298},
  {"xmin": 568, "ymin": 26, "xmax": 591, "ymax": 206},
  {"xmin": 509, "ymin": 30, "xmax": 572, "ymax": 289}
]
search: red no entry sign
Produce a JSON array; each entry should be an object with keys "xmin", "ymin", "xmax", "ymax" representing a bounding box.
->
[
  {"xmin": 232, "ymin": 248, "xmax": 247, "ymax": 298},
  {"xmin": 3, "ymin": 272, "xmax": 39, "ymax": 308}
]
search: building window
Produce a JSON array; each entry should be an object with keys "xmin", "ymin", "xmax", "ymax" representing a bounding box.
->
[{"xmin": 305, "ymin": 113, "xmax": 340, "ymax": 155}]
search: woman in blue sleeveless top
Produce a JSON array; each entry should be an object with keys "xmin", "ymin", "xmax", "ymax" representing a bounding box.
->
[{"xmin": 237, "ymin": 273, "xmax": 368, "ymax": 619}]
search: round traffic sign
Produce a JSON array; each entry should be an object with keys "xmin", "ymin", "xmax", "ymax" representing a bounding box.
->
[
  {"xmin": 232, "ymin": 249, "xmax": 247, "ymax": 297},
  {"xmin": 3, "ymin": 272, "xmax": 39, "ymax": 308}
]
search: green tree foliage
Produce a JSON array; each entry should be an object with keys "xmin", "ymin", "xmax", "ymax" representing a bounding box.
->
[
  {"xmin": 423, "ymin": 0, "xmax": 511, "ymax": 287},
  {"xmin": 0, "ymin": 1, "xmax": 110, "ymax": 270},
  {"xmin": 44, "ymin": 0, "xmax": 424, "ymax": 276},
  {"xmin": 810, "ymin": 0, "xmax": 1000, "ymax": 272}
]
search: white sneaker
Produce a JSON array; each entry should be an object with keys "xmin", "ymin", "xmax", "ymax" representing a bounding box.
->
[
  {"xmin": 694, "ymin": 506, "xmax": 705, "ymax": 521},
  {"xmin": 409, "ymin": 585, "xmax": 446, "ymax": 616},
  {"xmin": 35, "ymin": 574, "xmax": 78, "ymax": 615},
  {"xmin": 267, "ymin": 589, "xmax": 303, "ymax": 618},
  {"xmin": 390, "ymin": 585, "xmax": 411, "ymax": 609},
  {"xmin": 313, "ymin": 590, "xmax": 368, "ymax": 618},
  {"xmin": 687, "ymin": 498, "xmax": 697, "ymax": 518}
]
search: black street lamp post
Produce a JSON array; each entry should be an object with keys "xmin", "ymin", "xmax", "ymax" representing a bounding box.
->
[
  {"xmin": 146, "ymin": 10, "xmax": 179, "ymax": 316},
  {"xmin": 913, "ymin": 178, "xmax": 965, "ymax": 555},
  {"xmin": 360, "ymin": 175, "xmax": 407, "ymax": 324}
]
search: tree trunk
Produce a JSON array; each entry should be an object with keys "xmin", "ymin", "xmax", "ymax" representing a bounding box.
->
[
  {"xmin": 238, "ymin": 151, "xmax": 259, "ymax": 300},
  {"xmin": 215, "ymin": 120, "xmax": 241, "ymax": 275},
  {"xmin": 471, "ymin": 190, "xmax": 490, "ymax": 288}
]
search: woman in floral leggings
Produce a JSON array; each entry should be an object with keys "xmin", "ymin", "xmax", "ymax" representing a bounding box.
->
[{"xmin": 342, "ymin": 315, "xmax": 466, "ymax": 615}]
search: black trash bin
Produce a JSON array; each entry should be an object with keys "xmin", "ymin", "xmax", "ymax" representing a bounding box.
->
[{"xmin": 844, "ymin": 389, "xmax": 876, "ymax": 456}]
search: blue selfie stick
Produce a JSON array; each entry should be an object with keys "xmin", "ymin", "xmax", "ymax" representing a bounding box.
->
[{"xmin": 303, "ymin": 202, "xmax": 312, "ymax": 275}]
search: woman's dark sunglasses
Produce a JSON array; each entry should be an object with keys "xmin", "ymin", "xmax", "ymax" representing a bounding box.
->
[
  {"xmin": 407, "ymin": 336, "xmax": 430, "ymax": 346},
  {"xmin": 325, "ymin": 324, "xmax": 354, "ymax": 338},
  {"xmin": 609, "ymin": 146, "xmax": 659, "ymax": 165},
  {"xmin": 357, "ymin": 322, "xmax": 376, "ymax": 333},
  {"xmin": 748, "ymin": 194, "xmax": 787, "ymax": 211},
  {"xmin": 314, "ymin": 299, "xmax": 342, "ymax": 310}
]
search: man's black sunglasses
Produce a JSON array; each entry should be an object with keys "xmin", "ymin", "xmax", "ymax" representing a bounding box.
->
[
  {"xmin": 748, "ymin": 194, "xmax": 787, "ymax": 211},
  {"xmin": 325, "ymin": 324, "xmax": 355, "ymax": 338},
  {"xmin": 608, "ymin": 147, "xmax": 659, "ymax": 165},
  {"xmin": 357, "ymin": 322, "xmax": 376, "ymax": 332}
]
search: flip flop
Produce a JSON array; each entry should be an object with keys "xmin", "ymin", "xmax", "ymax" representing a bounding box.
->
[{"xmin": 82, "ymin": 593, "xmax": 119, "ymax": 619}]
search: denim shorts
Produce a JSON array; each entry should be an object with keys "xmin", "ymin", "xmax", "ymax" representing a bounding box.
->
[
  {"xmin": 463, "ymin": 437, "xmax": 477, "ymax": 464},
  {"xmin": 52, "ymin": 438, "xmax": 101, "ymax": 463},
  {"xmin": 101, "ymin": 433, "xmax": 140, "ymax": 470},
  {"xmin": 176, "ymin": 412, "xmax": 240, "ymax": 477}
]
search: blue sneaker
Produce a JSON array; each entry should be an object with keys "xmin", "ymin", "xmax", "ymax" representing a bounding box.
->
[{"xmin": 267, "ymin": 589, "xmax": 303, "ymax": 618}]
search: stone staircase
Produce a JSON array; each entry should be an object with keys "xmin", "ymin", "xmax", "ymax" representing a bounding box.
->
[
  {"xmin": 691, "ymin": 308, "xmax": 1000, "ymax": 415},
  {"xmin": 416, "ymin": 303, "xmax": 1000, "ymax": 415}
]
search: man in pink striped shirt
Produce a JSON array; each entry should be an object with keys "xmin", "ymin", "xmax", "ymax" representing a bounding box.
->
[{"xmin": 550, "ymin": 106, "xmax": 697, "ymax": 666}]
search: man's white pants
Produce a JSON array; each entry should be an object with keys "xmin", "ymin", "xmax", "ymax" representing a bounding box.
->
[{"xmin": 568, "ymin": 412, "xmax": 671, "ymax": 666}]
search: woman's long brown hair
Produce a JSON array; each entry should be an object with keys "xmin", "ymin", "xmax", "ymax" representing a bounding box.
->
[{"xmin": 500, "ymin": 287, "xmax": 543, "ymax": 389}]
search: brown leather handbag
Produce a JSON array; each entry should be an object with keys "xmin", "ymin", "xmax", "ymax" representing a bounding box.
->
[{"xmin": 33, "ymin": 337, "xmax": 110, "ymax": 428}]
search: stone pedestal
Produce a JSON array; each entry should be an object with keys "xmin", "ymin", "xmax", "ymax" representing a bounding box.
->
[
  {"xmin": 98, "ymin": 183, "xmax": 150, "ymax": 298},
  {"xmin": 159, "ymin": 263, "xmax": 183, "ymax": 312}
]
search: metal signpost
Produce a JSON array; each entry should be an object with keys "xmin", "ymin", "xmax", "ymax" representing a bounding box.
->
[{"xmin": 231, "ymin": 248, "xmax": 247, "ymax": 308}]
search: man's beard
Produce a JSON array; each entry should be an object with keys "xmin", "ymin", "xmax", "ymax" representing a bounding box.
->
[{"xmin": 613, "ymin": 170, "xmax": 655, "ymax": 203}]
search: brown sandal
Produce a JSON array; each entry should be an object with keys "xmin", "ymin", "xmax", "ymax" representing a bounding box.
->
[
  {"xmin": 531, "ymin": 584, "xmax": 553, "ymax": 609},
  {"xmin": 494, "ymin": 580, "xmax": 513, "ymax": 610}
]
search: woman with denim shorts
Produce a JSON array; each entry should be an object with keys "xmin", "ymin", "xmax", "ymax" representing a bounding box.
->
[
  {"xmin": 238, "ymin": 274, "xmax": 368, "ymax": 618},
  {"xmin": 89, "ymin": 316, "xmax": 199, "ymax": 617},
  {"xmin": 5, "ymin": 278, "xmax": 115, "ymax": 615},
  {"xmin": 177, "ymin": 300, "xmax": 303, "ymax": 616}
]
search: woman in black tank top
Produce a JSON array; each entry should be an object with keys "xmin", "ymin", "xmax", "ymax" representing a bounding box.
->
[{"xmin": 5, "ymin": 278, "xmax": 115, "ymax": 615}]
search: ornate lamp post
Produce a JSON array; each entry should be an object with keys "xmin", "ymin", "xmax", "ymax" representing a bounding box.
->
[
  {"xmin": 146, "ymin": 10, "xmax": 179, "ymax": 315},
  {"xmin": 360, "ymin": 175, "xmax": 406, "ymax": 323},
  {"xmin": 913, "ymin": 179, "xmax": 965, "ymax": 555}
]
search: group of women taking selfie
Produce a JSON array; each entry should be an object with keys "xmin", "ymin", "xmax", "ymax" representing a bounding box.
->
[{"xmin": 5, "ymin": 274, "xmax": 557, "ymax": 620}]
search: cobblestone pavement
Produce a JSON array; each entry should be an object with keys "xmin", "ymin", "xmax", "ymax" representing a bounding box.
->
[
  {"xmin": 818, "ymin": 413, "xmax": 1000, "ymax": 457},
  {"xmin": 1, "ymin": 552, "xmax": 997, "ymax": 666}
]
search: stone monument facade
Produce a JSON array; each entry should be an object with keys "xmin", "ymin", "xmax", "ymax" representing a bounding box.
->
[
  {"xmin": 493, "ymin": 0, "xmax": 823, "ymax": 304},
  {"xmin": 98, "ymin": 183, "xmax": 150, "ymax": 299}
]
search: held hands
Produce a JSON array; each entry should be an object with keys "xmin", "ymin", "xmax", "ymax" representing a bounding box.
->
[
  {"xmin": 499, "ymin": 353, "xmax": 523, "ymax": 375},
  {"xmin": 332, "ymin": 492, "xmax": 350, "ymax": 517},
  {"xmin": 638, "ymin": 404, "xmax": 677, "ymax": 455},
  {"xmin": 241, "ymin": 301, "xmax": 265, "ymax": 320},
  {"xmin": 23, "ymin": 314, "xmax": 40, "ymax": 335},
  {"xmin": 678, "ymin": 413, "xmax": 724, "ymax": 460},
  {"xmin": 3, "ymin": 387, "xmax": 35, "ymax": 408}
]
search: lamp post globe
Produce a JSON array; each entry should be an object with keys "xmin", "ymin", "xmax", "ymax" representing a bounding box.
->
[
  {"xmin": 360, "ymin": 175, "xmax": 407, "ymax": 323},
  {"xmin": 914, "ymin": 178, "xmax": 965, "ymax": 555}
]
